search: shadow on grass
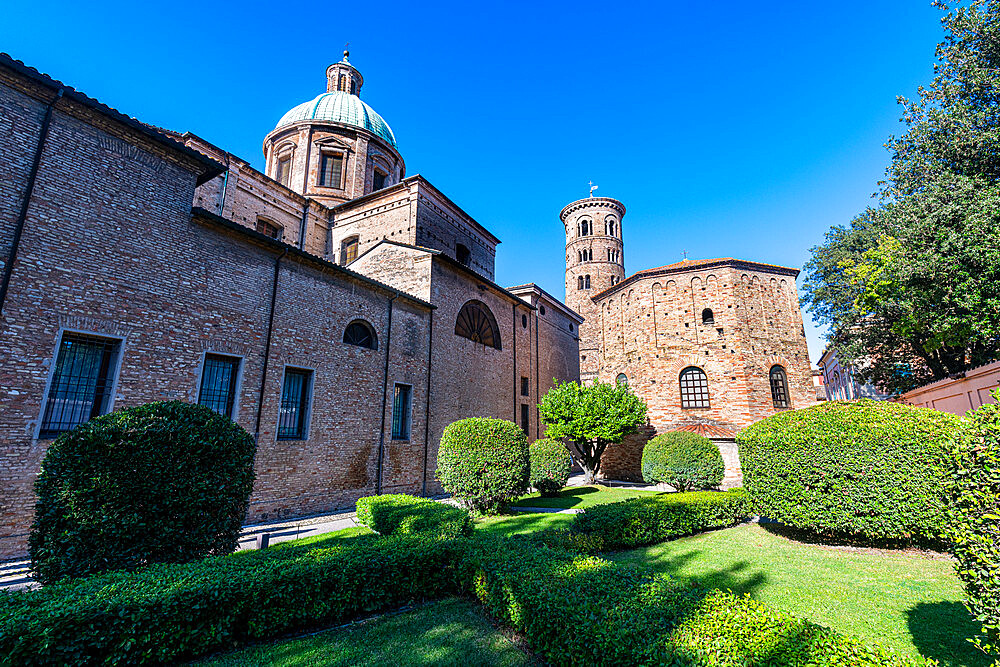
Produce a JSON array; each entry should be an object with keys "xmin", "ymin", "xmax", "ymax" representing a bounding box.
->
[
  {"xmin": 907, "ymin": 601, "xmax": 993, "ymax": 667},
  {"xmin": 616, "ymin": 546, "xmax": 768, "ymax": 600},
  {"xmin": 758, "ymin": 522, "xmax": 947, "ymax": 552},
  {"xmin": 512, "ymin": 486, "xmax": 602, "ymax": 509}
]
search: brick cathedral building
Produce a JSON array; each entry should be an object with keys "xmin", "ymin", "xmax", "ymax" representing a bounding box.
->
[{"xmin": 0, "ymin": 51, "xmax": 812, "ymax": 558}]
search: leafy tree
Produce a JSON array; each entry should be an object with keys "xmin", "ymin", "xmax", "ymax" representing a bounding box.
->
[
  {"xmin": 537, "ymin": 380, "xmax": 648, "ymax": 484},
  {"xmin": 802, "ymin": 1, "xmax": 1000, "ymax": 393}
]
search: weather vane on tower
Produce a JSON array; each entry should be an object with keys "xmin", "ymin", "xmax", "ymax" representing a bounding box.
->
[
  {"xmin": 588, "ymin": 181, "xmax": 598, "ymax": 197},
  {"xmin": 343, "ymin": 42, "xmax": 350, "ymax": 61}
]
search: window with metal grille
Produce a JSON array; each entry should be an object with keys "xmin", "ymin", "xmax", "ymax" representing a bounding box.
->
[
  {"xmin": 341, "ymin": 236, "xmax": 359, "ymax": 265},
  {"xmin": 278, "ymin": 368, "xmax": 311, "ymax": 440},
  {"xmin": 276, "ymin": 156, "xmax": 291, "ymax": 186},
  {"xmin": 39, "ymin": 333, "xmax": 119, "ymax": 438},
  {"xmin": 391, "ymin": 383, "xmax": 412, "ymax": 440},
  {"xmin": 521, "ymin": 376, "xmax": 529, "ymax": 397},
  {"xmin": 256, "ymin": 217, "xmax": 281, "ymax": 240},
  {"xmin": 319, "ymin": 153, "xmax": 344, "ymax": 188},
  {"xmin": 520, "ymin": 403, "xmax": 529, "ymax": 434},
  {"xmin": 455, "ymin": 300, "xmax": 501, "ymax": 350},
  {"xmin": 679, "ymin": 366, "xmax": 710, "ymax": 409},
  {"xmin": 372, "ymin": 169, "xmax": 387, "ymax": 191},
  {"xmin": 343, "ymin": 320, "xmax": 377, "ymax": 350},
  {"xmin": 769, "ymin": 365, "xmax": 790, "ymax": 408},
  {"xmin": 198, "ymin": 354, "xmax": 241, "ymax": 418}
]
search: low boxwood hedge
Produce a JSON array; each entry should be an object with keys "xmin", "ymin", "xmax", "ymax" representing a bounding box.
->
[
  {"xmin": 460, "ymin": 535, "xmax": 923, "ymax": 666},
  {"xmin": 572, "ymin": 489, "xmax": 752, "ymax": 549},
  {"xmin": 738, "ymin": 400, "xmax": 962, "ymax": 543},
  {"xmin": 942, "ymin": 395, "xmax": 1000, "ymax": 655},
  {"xmin": 0, "ymin": 534, "xmax": 462, "ymax": 665},
  {"xmin": 356, "ymin": 494, "xmax": 473, "ymax": 538}
]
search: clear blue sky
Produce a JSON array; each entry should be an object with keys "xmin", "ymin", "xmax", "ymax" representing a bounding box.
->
[{"xmin": 1, "ymin": 1, "xmax": 944, "ymax": 364}]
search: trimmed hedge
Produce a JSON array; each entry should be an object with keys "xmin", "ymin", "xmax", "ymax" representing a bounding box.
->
[
  {"xmin": 528, "ymin": 438, "xmax": 572, "ymax": 496},
  {"xmin": 356, "ymin": 494, "xmax": 473, "ymax": 538},
  {"xmin": 738, "ymin": 400, "xmax": 962, "ymax": 542},
  {"xmin": 573, "ymin": 489, "xmax": 752, "ymax": 549},
  {"xmin": 0, "ymin": 534, "xmax": 461, "ymax": 665},
  {"xmin": 436, "ymin": 418, "xmax": 529, "ymax": 514},
  {"xmin": 942, "ymin": 395, "xmax": 1000, "ymax": 655},
  {"xmin": 460, "ymin": 535, "xmax": 923, "ymax": 666},
  {"xmin": 641, "ymin": 431, "xmax": 725, "ymax": 491},
  {"xmin": 29, "ymin": 401, "xmax": 256, "ymax": 584}
]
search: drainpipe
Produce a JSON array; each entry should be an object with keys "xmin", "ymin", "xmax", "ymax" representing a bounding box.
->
[
  {"xmin": 421, "ymin": 309, "xmax": 434, "ymax": 496},
  {"xmin": 376, "ymin": 293, "xmax": 397, "ymax": 495},
  {"xmin": 217, "ymin": 153, "xmax": 231, "ymax": 216},
  {"xmin": 254, "ymin": 248, "xmax": 286, "ymax": 443},
  {"xmin": 0, "ymin": 87, "xmax": 63, "ymax": 317},
  {"xmin": 298, "ymin": 199, "xmax": 309, "ymax": 251},
  {"xmin": 535, "ymin": 309, "xmax": 540, "ymax": 439},
  {"xmin": 512, "ymin": 303, "xmax": 518, "ymax": 423}
]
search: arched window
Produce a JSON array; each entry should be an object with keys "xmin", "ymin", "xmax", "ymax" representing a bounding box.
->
[
  {"xmin": 702, "ymin": 308, "xmax": 715, "ymax": 325},
  {"xmin": 339, "ymin": 74, "xmax": 347, "ymax": 91},
  {"xmin": 340, "ymin": 236, "xmax": 359, "ymax": 265},
  {"xmin": 769, "ymin": 365, "xmax": 790, "ymax": 408},
  {"xmin": 456, "ymin": 243, "xmax": 471, "ymax": 266},
  {"xmin": 577, "ymin": 276, "xmax": 584, "ymax": 290},
  {"xmin": 343, "ymin": 319, "xmax": 377, "ymax": 350},
  {"xmin": 606, "ymin": 217, "xmax": 617, "ymax": 236},
  {"xmin": 616, "ymin": 373, "xmax": 628, "ymax": 385},
  {"xmin": 579, "ymin": 218, "xmax": 592, "ymax": 236},
  {"xmin": 679, "ymin": 366, "xmax": 710, "ymax": 409},
  {"xmin": 455, "ymin": 300, "xmax": 501, "ymax": 350},
  {"xmin": 584, "ymin": 275, "xmax": 591, "ymax": 289}
]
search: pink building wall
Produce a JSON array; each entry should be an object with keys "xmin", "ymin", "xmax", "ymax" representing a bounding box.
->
[{"xmin": 897, "ymin": 361, "xmax": 1000, "ymax": 415}]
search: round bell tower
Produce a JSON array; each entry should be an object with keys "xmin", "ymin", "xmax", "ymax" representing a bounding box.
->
[{"xmin": 561, "ymin": 195, "xmax": 626, "ymax": 384}]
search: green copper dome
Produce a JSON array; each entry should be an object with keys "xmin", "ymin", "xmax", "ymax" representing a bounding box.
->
[{"xmin": 275, "ymin": 91, "xmax": 397, "ymax": 148}]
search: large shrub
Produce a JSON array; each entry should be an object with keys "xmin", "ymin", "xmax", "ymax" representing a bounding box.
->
[
  {"xmin": 641, "ymin": 431, "xmax": 724, "ymax": 491},
  {"xmin": 529, "ymin": 438, "xmax": 572, "ymax": 496},
  {"xmin": 356, "ymin": 494, "xmax": 472, "ymax": 538},
  {"xmin": 436, "ymin": 418, "xmax": 529, "ymax": 515},
  {"xmin": 942, "ymin": 395, "xmax": 1000, "ymax": 656},
  {"xmin": 738, "ymin": 400, "xmax": 962, "ymax": 542},
  {"xmin": 29, "ymin": 401, "xmax": 256, "ymax": 583},
  {"xmin": 573, "ymin": 489, "xmax": 751, "ymax": 549}
]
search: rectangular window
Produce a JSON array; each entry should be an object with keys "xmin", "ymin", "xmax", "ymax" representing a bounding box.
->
[
  {"xmin": 276, "ymin": 156, "xmax": 291, "ymax": 186},
  {"xmin": 198, "ymin": 353, "xmax": 241, "ymax": 418},
  {"xmin": 521, "ymin": 376, "xmax": 529, "ymax": 397},
  {"xmin": 391, "ymin": 383, "xmax": 412, "ymax": 440},
  {"xmin": 39, "ymin": 333, "xmax": 120, "ymax": 438},
  {"xmin": 277, "ymin": 368, "xmax": 312, "ymax": 440},
  {"xmin": 319, "ymin": 153, "xmax": 344, "ymax": 188},
  {"xmin": 520, "ymin": 403, "xmax": 529, "ymax": 434},
  {"xmin": 372, "ymin": 169, "xmax": 387, "ymax": 191}
]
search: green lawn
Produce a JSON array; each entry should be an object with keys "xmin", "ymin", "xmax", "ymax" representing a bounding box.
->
[
  {"xmin": 511, "ymin": 484, "xmax": 663, "ymax": 509},
  {"xmin": 609, "ymin": 523, "xmax": 984, "ymax": 667},
  {"xmin": 195, "ymin": 598, "xmax": 539, "ymax": 666}
]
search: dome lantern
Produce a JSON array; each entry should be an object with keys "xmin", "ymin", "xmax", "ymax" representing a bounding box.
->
[{"xmin": 326, "ymin": 49, "xmax": 363, "ymax": 97}]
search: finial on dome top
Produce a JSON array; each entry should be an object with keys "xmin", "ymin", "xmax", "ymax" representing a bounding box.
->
[{"xmin": 343, "ymin": 42, "xmax": 350, "ymax": 62}]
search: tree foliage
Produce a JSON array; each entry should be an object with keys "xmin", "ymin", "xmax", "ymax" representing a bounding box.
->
[
  {"xmin": 537, "ymin": 380, "xmax": 648, "ymax": 483},
  {"xmin": 802, "ymin": 1, "xmax": 1000, "ymax": 393}
]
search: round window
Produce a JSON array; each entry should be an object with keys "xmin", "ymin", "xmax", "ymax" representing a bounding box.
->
[{"xmin": 616, "ymin": 373, "xmax": 628, "ymax": 385}]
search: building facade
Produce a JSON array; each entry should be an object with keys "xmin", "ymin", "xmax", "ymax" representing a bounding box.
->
[
  {"xmin": 0, "ymin": 52, "xmax": 579, "ymax": 559},
  {"xmin": 818, "ymin": 346, "xmax": 891, "ymax": 401},
  {"xmin": 561, "ymin": 195, "xmax": 817, "ymax": 481}
]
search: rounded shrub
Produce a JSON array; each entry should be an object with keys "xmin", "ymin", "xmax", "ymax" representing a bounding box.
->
[
  {"xmin": 30, "ymin": 401, "xmax": 256, "ymax": 583},
  {"xmin": 528, "ymin": 438, "xmax": 572, "ymax": 496},
  {"xmin": 641, "ymin": 431, "xmax": 724, "ymax": 491},
  {"xmin": 435, "ymin": 418, "xmax": 529, "ymax": 515},
  {"xmin": 737, "ymin": 399, "xmax": 962, "ymax": 543},
  {"xmin": 942, "ymin": 395, "xmax": 1000, "ymax": 654}
]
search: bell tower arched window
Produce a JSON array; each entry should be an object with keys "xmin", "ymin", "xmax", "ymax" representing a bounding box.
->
[
  {"xmin": 455, "ymin": 300, "xmax": 501, "ymax": 350},
  {"xmin": 579, "ymin": 218, "xmax": 592, "ymax": 236},
  {"xmin": 702, "ymin": 308, "xmax": 715, "ymax": 324},
  {"xmin": 584, "ymin": 275, "xmax": 591, "ymax": 289},
  {"xmin": 769, "ymin": 365, "xmax": 790, "ymax": 408},
  {"xmin": 577, "ymin": 276, "xmax": 584, "ymax": 290},
  {"xmin": 679, "ymin": 366, "xmax": 710, "ymax": 409}
]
